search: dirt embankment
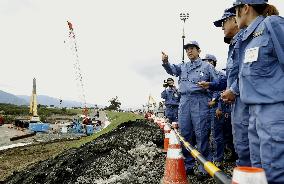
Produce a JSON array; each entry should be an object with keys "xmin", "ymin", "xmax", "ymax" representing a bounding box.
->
[{"xmin": 3, "ymin": 120, "xmax": 165, "ymax": 184}]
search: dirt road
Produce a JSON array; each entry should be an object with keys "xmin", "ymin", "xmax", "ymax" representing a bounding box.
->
[{"xmin": 0, "ymin": 125, "xmax": 29, "ymax": 147}]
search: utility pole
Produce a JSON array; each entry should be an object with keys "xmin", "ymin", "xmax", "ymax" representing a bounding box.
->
[{"xmin": 180, "ymin": 13, "xmax": 189, "ymax": 62}]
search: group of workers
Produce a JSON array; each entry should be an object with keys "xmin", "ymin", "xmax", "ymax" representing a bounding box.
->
[{"xmin": 160, "ymin": 0, "xmax": 284, "ymax": 183}]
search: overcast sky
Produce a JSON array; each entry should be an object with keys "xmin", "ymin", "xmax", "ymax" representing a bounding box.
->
[{"xmin": 0, "ymin": 0, "xmax": 283, "ymax": 109}]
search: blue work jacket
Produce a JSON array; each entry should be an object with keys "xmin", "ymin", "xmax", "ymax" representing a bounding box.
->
[
  {"xmin": 162, "ymin": 58, "xmax": 218, "ymax": 95},
  {"xmin": 239, "ymin": 15, "xmax": 284, "ymax": 104}
]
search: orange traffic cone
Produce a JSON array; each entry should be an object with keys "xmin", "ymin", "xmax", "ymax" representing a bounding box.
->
[
  {"xmin": 163, "ymin": 124, "xmax": 171, "ymax": 152},
  {"xmin": 232, "ymin": 167, "xmax": 267, "ymax": 184},
  {"xmin": 163, "ymin": 130, "xmax": 189, "ymax": 184}
]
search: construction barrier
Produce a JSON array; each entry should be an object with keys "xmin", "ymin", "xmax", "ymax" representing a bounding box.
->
[
  {"xmin": 169, "ymin": 123, "xmax": 232, "ymax": 184},
  {"xmin": 163, "ymin": 124, "xmax": 171, "ymax": 152},
  {"xmin": 232, "ymin": 167, "xmax": 267, "ymax": 184},
  {"xmin": 163, "ymin": 130, "xmax": 189, "ymax": 184}
]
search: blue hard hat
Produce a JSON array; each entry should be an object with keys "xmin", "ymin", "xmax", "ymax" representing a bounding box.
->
[
  {"xmin": 214, "ymin": 9, "xmax": 236, "ymax": 27},
  {"xmin": 202, "ymin": 54, "xmax": 217, "ymax": 62},
  {"xmin": 184, "ymin": 41, "xmax": 200, "ymax": 50},
  {"xmin": 228, "ymin": 0, "xmax": 268, "ymax": 13}
]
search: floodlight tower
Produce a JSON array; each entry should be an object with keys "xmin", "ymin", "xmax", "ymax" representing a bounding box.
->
[{"xmin": 180, "ymin": 13, "xmax": 189, "ymax": 62}]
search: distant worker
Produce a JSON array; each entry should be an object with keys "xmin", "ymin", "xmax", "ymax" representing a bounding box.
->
[
  {"xmin": 161, "ymin": 78, "xmax": 180, "ymax": 122},
  {"xmin": 157, "ymin": 101, "xmax": 165, "ymax": 118},
  {"xmin": 94, "ymin": 109, "xmax": 99, "ymax": 120},
  {"xmin": 161, "ymin": 41, "xmax": 218, "ymax": 179}
]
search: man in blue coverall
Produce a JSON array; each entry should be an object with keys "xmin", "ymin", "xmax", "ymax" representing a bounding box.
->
[
  {"xmin": 199, "ymin": 74, "xmax": 237, "ymax": 163},
  {"xmin": 199, "ymin": 9, "xmax": 251, "ymax": 167},
  {"xmin": 161, "ymin": 78, "xmax": 180, "ymax": 123},
  {"xmin": 228, "ymin": 0, "xmax": 284, "ymax": 182},
  {"xmin": 218, "ymin": 9, "xmax": 251, "ymax": 168},
  {"xmin": 161, "ymin": 41, "xmax": 218, "ymax": 179},
  {"xmin": 202, "ymin": 54, "xmax": 227, "ymax": 167}
]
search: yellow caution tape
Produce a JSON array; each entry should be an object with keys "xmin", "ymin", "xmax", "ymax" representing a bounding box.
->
[
  {"xmin": 204, "ymin": 161, "xmax": 221, "ymax": 177},
  {"xmin": 191, "ymin": 149, "xmax": 200, "ymax": 158}
]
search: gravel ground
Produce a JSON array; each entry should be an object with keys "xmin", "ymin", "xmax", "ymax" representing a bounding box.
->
[
  {"xmin": 3, "ymin": 119, "xmax": 235, "ymax": 184},
  {"xmin": 29, "ymin": 132, "xmax": 84, "ymax": 143},
  {"xmin": 0, "ymin": 125, "xmax": 29, "ymax": 147},
  {"xmin": 0, "ymin": 125, "xmax": 87, "ymax": 151}
]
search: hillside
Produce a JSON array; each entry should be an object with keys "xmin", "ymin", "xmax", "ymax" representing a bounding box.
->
[
  {"xmin": 0, "ymin": 90, "xmax": 28, "ymax": 106},
  {"xmin": 18, "ymin": 95, "xmax": 84, "ymax": 108}
]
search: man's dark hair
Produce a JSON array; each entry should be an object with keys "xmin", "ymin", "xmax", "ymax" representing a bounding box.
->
[{"xmin": 167, "ymin": 78, "xmax": 174, "ymax": 82}]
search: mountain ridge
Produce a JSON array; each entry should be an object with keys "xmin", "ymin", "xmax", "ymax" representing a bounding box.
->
[{"xmin": 0, "ymin": 90, "xmax": 99, "ymax": 108}]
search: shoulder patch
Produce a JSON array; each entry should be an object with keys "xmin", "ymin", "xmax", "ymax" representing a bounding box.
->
[{"xmin": 253, "ymin": 26, "xmax": 265, "ymax": 38}]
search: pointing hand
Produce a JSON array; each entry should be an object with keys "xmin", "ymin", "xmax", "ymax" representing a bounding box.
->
[{"xmin": 161, "ymin": 51, "xmax": 169, "ymax": 63}]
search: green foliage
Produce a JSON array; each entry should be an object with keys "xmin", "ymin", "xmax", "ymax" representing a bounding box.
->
[
  {"xmin": 37, "ymin": 104, "xmax": 48, "ymax": 108},
  {"xmin": 106, "ymin": 110, "xmax": 143, "ymax": 126},
  {"xmin": 37, "ymin": 106, "xmax": 77, "ymax": 116},
  {"xmin": 61, "ymin": 107, "xmax": 67, "ymax": 113},
  {"xmin": 68, "ymin": 108, "xmax": 87, "ymax": 115},
  {"xmin": 105, "ymin": 96, "xmax": 121, "ymax": 111},
  {"xmin": 0, "ymin": 103, "xmax": 78, "ymax": 122},
  {"xmin": 0, "ymin": 103, "xmax": 29, "ymax": 115},
  {"xmin": 2, "ymin": 115, "xmax": 16, "ymax": 124}
]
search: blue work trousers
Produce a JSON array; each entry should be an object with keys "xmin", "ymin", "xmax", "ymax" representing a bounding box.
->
[
  {"xmin": 248, "ymin": 102, "xmax": 284, "ymax": 184},
  {"xmin": 179, "ymin": 93, "xmax": 211, "ymax": 173},
  {"xmin": 165, "ymin": 105, "xmax": 178, "ymax": 122},
  {"xmin": 231, "ymin": 96, "xmax": 251, "ymax": 166},
  {"xmin": 222, "ymin": 113, "xmax": 235, "ymax": 155},
  {"xmin": 210, "ymin": 107, "xmax": 224, "ymax": 162}
]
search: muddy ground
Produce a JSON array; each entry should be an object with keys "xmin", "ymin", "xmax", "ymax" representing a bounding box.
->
[{"xmin": 3, "ymin": 120, "xmax": 235, "ymax": 184}]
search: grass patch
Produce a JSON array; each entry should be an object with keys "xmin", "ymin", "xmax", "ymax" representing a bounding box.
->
[
  {"xmin": 69, "ymin": 111, "xmax": 143, "ymax": 147},
  {"xmin": 0, "ymin": 141, "xmax": 75, "ymax": 181}
]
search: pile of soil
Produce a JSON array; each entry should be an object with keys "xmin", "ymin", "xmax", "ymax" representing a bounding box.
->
[{"xmin": 4, "ymin": 120, "xmax": 165, "ymax": 184}]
